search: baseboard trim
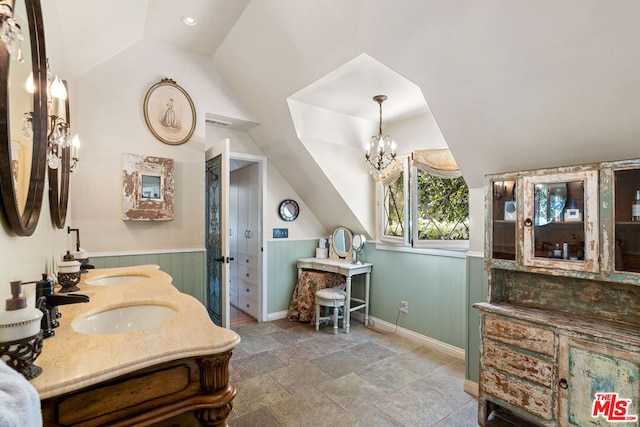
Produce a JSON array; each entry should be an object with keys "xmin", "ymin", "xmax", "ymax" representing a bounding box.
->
[
  {"xmin": 351, "ymin": 312, "xmax": 465, "ymax": 360},
  {"xmin": 267, "ymin": 310, "xmax": 288, "ymax": 321},
  {"xmin": 266, "ymin": 311, "xmax": 465, "ymax": 361},
  {"xmin": 464, "ymin": 379, "xmax": 479, "ymax": 397}
]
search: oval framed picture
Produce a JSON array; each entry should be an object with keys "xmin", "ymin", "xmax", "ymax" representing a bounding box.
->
[
  {"xmin": 279, "ymin": 199, "xmax": 299, "ymax": 221},
  {"xmin": 143, "ymin": 78, "xmax": 196, "ymax": 145}
]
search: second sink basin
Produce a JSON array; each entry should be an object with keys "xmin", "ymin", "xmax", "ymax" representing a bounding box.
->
[
  {"xmin": 85, "ymin": 275, "xmax": 149, "ymax": 286},
  {"xmin": 73, "ymin": 304, "xmax": 176, "ymax": 335}
]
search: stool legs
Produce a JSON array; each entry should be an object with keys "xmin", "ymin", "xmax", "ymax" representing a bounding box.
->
[
  {"xmin": 315, "ymin": 302, "xmax": 320, "ymax": 331},
  {"xmin": 333, "ymin": 306, "xmax": 339, "ymax": 335}
]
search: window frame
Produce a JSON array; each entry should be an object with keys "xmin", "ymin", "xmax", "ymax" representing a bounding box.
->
[
  {"xmin": 379, "ymin": 157, "xmax": 410, "ymax": 246},
  {"xmin": 377, "ymin": 156, "xmax": 469, "ymax": 251}
]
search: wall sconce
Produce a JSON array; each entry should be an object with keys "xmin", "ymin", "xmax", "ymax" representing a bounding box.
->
[
  {"xmin": 23, "ymin": 63, "xmax": 80, "ymax": 172},
  {"xmin": 493, "ymin": 181, "xmax": 507, "ymax": 199}
]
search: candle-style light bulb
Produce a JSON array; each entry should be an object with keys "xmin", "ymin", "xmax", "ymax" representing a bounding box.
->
[
  {"xmin": 71, "ymin": 134, "xmax": 80, "ymax": 159},
  {"xmin": 25, "ymin": 72, "xmax": 34, "ymax": 93}
]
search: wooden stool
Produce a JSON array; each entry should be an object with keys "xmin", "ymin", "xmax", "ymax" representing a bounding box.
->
[{"xmin": 315, "ymin": 288, "xmax": 346, "ymax": 334}]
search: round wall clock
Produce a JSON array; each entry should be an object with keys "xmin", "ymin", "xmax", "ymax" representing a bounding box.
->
[{"xmin": 279, "ymin": 199, "xmax": 299, "ymax": 221}]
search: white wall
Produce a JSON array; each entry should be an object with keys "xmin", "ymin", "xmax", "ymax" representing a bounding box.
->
[
  {"xmin": 468, "ymin": 187, "xmax": 485, "ymax": 254},
  {"xmin": 70, "ymin": 39, "xmax": 257, "ymax": 254},
  {"xmin": 0, "ymin": 189, "xmax": 69, "ymax": 312},
  {"xmin": 205, "ymin": 125, "xmax": 327, "ymax": 240}
]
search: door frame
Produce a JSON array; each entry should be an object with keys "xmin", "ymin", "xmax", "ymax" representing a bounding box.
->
[{"xmin": 230, "ymin": 152, "xmax": 268, "ymax": 322}]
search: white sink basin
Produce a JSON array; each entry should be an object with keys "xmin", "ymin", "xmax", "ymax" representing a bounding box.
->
[
  {"xmin": 73, "ymin": 304, "xmax": 176, "ymax": 335},
  {"xmin": 85, "ymin": 275, "xmax": 149, "ymax": 286}
]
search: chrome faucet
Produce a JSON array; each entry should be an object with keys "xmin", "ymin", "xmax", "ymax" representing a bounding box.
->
[{"xmin": 35, "ymin": 274, "xmax": 89, "ymax": 338}]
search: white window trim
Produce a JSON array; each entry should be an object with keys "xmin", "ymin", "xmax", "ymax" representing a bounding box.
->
[
  {"xmin": 411, "ymin": 162, "xmax": 469, "ymax": 250},
  {"xmin": 376, "ymin": 157, "xmax": 469, "ymax": 250}
]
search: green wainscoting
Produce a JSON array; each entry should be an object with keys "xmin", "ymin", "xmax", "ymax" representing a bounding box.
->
[
  {"xmin": 466, "ymin": 254, "xmax": 488, "ymax": 384},
  {"xmin": 266, "ymin": 240, "xmax": 470, "ymax": 351},
  {"xmin": 361, "ymin": 245, "xmax": 468, "ymax": 350},
  {"xmin": 90, "ymin": 251, "xmax": 206, "ymax": 304},
  {"xmin": 266, "ymin": 239, "xmax": 317, "ymax": 314}
]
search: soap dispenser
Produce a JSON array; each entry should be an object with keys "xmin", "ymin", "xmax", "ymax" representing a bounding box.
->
[{"xmin": 0, "ymin": 281, "xmax": 44, "ymax": 379}]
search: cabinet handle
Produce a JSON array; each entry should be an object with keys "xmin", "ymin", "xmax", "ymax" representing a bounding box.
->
[
  {"xmin": 246, "ymin": 259, "xmax": 249, "ymax": 263},
  {"xmin": 246, "ymin": 288, "xmax": 250, "ymax": 292},
  {"xmin": 246, "ymin": 304, "xmax": 250, "ymax": 308},
  {"xmin": 559, "ymin": 378, "xmax": 568, "ymax": 389},
  {"xmin": 246, "ymin": 273, "xmax": 250, "ymax": 277},
  {"xmin": 524, "ymin": 218, "xmax": 533, "ymax": 227}
]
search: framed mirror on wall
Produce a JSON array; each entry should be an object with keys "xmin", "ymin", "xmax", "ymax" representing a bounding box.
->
[{"xmin": 0, "ymin": 0, "xmax": 48, "ymax": 236}]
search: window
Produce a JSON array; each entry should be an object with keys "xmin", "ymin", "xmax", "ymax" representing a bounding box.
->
[
  {"xmin": 382, "ymin": 170, "xmax": 406, "ymax": 241},
  {"xmin": 412, "ymin": 169, "xmax": 469, "ymax": 248},
  {"xmin": 380, "ymin": 152, "xmax": 469, "ymax": 250}
]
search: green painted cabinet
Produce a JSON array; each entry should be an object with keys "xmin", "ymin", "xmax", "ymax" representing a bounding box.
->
[
  {"xmin": 558, "ymin": 336, "xmax": 640, "ymax": 427},
  {"xmin": 478, "ymin": 159, "xmax": 640, "ymax": 426}
]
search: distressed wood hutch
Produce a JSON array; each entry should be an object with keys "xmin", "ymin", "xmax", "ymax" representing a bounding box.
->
[{"xmin": 476, "ymin": 159, "xmax": 640, "ymax": 426}]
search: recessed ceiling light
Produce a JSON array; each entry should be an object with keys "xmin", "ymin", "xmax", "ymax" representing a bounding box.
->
[{"xmin": 181, "ymin": 15, "xmax": 197, "ymax": 26}]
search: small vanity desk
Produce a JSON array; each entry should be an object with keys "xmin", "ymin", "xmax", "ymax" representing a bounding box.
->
[{"xmin": 297, "ymin": 228, "xmax": 372, "ymax": 333}]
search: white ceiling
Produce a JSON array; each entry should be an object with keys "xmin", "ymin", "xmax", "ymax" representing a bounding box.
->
[{"xmin": 44, "ymin": 0, "xmax": 640, "ymax": 191}]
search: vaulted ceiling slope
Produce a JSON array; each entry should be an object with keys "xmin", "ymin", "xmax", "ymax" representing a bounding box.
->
[
  {"xmin": 213, "ymin": 0, "xmax": 640, "ymax": 190},
  {"xmin": 43, "ymin": 1, "xmax": 640, "ymax": 236}
]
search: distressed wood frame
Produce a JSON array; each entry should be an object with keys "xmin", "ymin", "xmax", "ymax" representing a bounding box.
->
[{"xmin": 122, "ymin": 153, "xmax": 174, "ymax": 221}]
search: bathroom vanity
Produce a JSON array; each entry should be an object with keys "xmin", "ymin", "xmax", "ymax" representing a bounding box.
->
[{"xmin": 30, "ymin": 265, "xmax": 240, "ymax": 426}]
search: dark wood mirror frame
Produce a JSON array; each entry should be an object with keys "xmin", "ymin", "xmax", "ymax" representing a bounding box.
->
[
  {"xmin": 0, "ymin": 0, "xmax": 48, "ymax": 236},
  {"xmin": 48, "ymin": 79, "xmax": 70, "ymax": 229}
]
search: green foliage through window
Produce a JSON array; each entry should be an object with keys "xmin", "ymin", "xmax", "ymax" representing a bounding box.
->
[{"xmin": 416, "ymin": 169, "xmax": 469, "ymax": 240}]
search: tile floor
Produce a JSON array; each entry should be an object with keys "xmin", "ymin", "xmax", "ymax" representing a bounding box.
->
[{"xmin": 228, "ymin": 318, "xmax": 491, "ymax": 426}]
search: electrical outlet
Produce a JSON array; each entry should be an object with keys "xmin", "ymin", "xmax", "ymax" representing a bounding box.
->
[{"xmin": 400, "ymin": 301, "xmax": 409, "ymax": 313}]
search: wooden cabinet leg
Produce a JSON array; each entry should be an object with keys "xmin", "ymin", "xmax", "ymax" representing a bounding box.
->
[{"xmin": 195, "ymin": 352, "xmax": 235, "ymax": 426}]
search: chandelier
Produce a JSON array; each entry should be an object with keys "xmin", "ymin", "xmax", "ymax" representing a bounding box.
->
[
  {"xmin": 365, "ymin": 95, "xmax": 397, "ymax": 180},
  {"xmin": 0, "ymin": 2, "xmax": 23, "ymax": 63}
]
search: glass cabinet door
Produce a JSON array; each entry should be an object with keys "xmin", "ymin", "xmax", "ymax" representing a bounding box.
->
[
  {"xmin": 614, "ymin": 168, "xmax": 640, "ymax": 273},
  {"xmin": 490, "ymin": 179, "xmax": 517, "ymax": 261},
  {"xmin": 523, "ymin": 170, "xmax": 599, "ymax": 272}
]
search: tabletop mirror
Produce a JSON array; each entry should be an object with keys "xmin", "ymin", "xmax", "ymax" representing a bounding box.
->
[
  {"xmin": 330, "ymin": 226, "xmax": 353, "ymax": 260},
  {"xmin": 352, "ymin": 233, "xmax": 366, "ymax": 265},
  {"xmin": 0, "ymin": 0, "xmax": 48, "ymax": 236}
]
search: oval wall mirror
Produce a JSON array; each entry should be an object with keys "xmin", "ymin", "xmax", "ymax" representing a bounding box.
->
[
  {"xmin": 0, "ymin": 0, "xmax": 48, "ymax": 236},
  {"xmin": 332, "ymin": 226, "xmax": 352, "ymax": 259},
  {"xmin": 48, "ymin": 79, "xmax": 70, "ymax": 229}
]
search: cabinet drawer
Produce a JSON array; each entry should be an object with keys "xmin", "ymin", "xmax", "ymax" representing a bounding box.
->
[
  {"xmin": 238, "ymin": 294, "xmax": 258, "ymax": 318},
  {"xmin": 484, "ymin": 315, "xmax": 555, "ymax": 357},
  {"xmin": 238, "ymin": 280, "xmax": 258, "ymax": 301},
  {"xmin": 482, "ymin": 370, "xmax": 552, "ymax": 420},
  {"xmin": 237, "ymin": 264, "xmax": 258, "ymax": 285},
  {"xmin": 238, "ymin": 253, "xmax": 258, "ymax": 269},
  {"xmin": 483, "ymin": 341, "xmax": 553, "ymax": 388},
  {"xmin": 311, "ymin": 262, "xmax": 340, "ymax": 274}
]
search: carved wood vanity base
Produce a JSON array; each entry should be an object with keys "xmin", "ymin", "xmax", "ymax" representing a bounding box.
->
[{"xmin": 41, "ymin": 352, "xmax": 235, "ymax": 427}]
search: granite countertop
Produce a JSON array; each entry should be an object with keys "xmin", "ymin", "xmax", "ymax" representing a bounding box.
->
[{"xmin": 30, "ymin": 265, "xmax": 240, "ymax": 400}]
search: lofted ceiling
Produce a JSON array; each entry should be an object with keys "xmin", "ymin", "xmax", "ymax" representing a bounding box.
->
[{"xmin": 43, "ymin": 0, "xmax": 640, "ymax": 227}]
